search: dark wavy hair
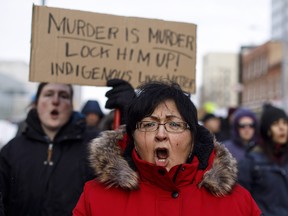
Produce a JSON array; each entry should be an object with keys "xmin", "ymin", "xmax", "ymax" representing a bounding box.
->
[
  {"xmin": 124, "ymin": 81, "xmax": 214, "ymax": 170},
  {"xmin": 125, "ymin": 81, "xmax": 198, "ymax": 154}
]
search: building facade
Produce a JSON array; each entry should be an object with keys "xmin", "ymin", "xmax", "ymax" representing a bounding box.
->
[
  {"xmin": 201, "ymin": 53, "xmax": 239, "ymax": 110},
  {"xmin": 0, "ymin": 61, "xmax": 36, "ymax": 121},
  {"xmin": 240, "ymin": 41, "xmax": 283, "ymax": 112},
  {"xmin": 271, "ymin": 0, "xmax": 288, "ymax": 40}
]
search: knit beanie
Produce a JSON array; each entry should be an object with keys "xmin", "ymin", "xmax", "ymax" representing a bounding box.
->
[{"xmin": 260, "ymin": 104, "xmax": 288, "ymax": 140}]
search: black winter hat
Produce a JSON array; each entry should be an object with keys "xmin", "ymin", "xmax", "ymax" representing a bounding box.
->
[
  {"xmin": 260, "ymin": 103, "xmax": 288, "ymax": 139},
  {"xmin": 201, "ymin": 113, "xmax": 217, "ymax": 123}
]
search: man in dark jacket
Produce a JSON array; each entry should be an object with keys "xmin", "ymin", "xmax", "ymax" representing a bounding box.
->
[{"xmin": 0, "ymin": 83, "xmax": 98, "ymax": 216}]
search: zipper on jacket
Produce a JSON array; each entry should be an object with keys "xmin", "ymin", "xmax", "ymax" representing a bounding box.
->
[{"xmin": 44, "ymin": 143, "xmax": 54, "ymax": 166}]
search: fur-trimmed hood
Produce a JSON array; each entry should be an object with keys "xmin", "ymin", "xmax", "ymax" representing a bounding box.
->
[{"xmin": 89, "ymin": 127, "xmax": 238, "ymax": 196}]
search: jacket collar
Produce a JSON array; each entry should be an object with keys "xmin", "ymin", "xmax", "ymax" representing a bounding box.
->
[
  {"xmin": 89, "ymin": 128, "xmax": 237, "ymax": 196},
  {"xmin": 131, "ymin": 148, "xmax": 208, "ymax": 192},
  {"xmin": 25, "ymin": 109, "xmax": 86, "ymax": 142}
]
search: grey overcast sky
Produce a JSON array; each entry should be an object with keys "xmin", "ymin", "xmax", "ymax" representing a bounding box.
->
[{"xmin": 0, "ymin": 0, "xmax": 270, "ymax": 111}]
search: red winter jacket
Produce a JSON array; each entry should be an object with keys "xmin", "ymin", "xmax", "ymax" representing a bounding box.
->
[{"xmin": 73, "ymin": 129, "xmax": 261, "ymax": 216}]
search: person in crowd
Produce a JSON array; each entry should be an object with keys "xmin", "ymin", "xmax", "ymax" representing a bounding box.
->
[
  {"xmin": 97, "ymin": 110, "xmax": 115, "ymax": 131},
  {"xmin": 0, "ymin": 83, "xmax": 99, "ymax": 216},
  {"xmin": 80, "ymin": 100, "xmax": 104, "ymax": 131},
  {"xmin": 218, "ymin": 107, "xmax": 237, "ymax": 142},
  {"xmin": 238, "ymin": 103, "xmax": 288, "ymax": 216},
  {"xmin": 200, "ymin": 113, "xmax": 222, "ymax": 140},
  {"xmin": 223, "ymin": 108, "xmax": 258, "ymax": 162},
  {"xmin": 73, "ymin": 81, "xmax": 261, "ymax": 216}
]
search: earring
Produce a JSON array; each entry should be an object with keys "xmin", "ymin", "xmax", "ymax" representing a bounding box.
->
[{"xmin": 134, "ymin": 144, "xmax": 138, "ymax": 152}]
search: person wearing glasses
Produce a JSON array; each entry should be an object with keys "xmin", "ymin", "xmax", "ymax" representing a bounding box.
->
[
  {"xmin": 73, "ymin": 81, "xmax": 261, "ymax": 216},
  {"xmin": 238, "ymin": 104, "xmax": 288, "ymax": 216},
  {"xmin": 223, "ymin": 108, "xmax": 259, "ymax": 162}
]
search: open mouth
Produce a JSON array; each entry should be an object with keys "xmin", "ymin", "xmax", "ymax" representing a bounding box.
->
[
  {"xmin": 279, "ymin": 134, "xmax": 287, "ymax": 140},
  {"xmin": 155, "ymin": 148, "xmax": 169, "ymax": 166},
  {"xmin": 51, "ymin": 109, "xmax": 59, "ymax": 117}
]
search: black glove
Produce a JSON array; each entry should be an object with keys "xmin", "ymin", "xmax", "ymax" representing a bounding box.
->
[{"xmin": 105, "ymin": 79, "xmax": 135, "ymax": 124}]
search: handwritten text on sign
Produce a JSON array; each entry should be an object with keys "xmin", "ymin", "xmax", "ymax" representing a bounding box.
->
[{"xmin": 30, "ymin": 5, "xmax": 197, "ymax": 92}]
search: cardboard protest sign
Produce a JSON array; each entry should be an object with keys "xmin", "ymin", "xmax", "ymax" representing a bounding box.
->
[{"xmin": 30, "ymin": 5, "xmax": 197, "ymax": 93}]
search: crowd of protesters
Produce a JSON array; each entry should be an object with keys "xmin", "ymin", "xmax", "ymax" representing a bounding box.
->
[
  {"xmin": 1, "ymin": 79, "xmax": 287, "ymax": 215},
  {"xmin": 200, "ymin": 102, "xmax": 288, "ymax": 216}
]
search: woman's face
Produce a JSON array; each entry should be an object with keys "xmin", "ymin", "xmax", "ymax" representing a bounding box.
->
[
  {"xmin": 133, "ymin": 99, "xmax": 193, "ymax": 171},
  {"xmin": 37, "ymin": 83, "xmax": 73, "ymax": 137},
  {"xmin": 270, "ymin": 118, "xmax": 288, "ymax": 145},
  {"xmin": 238, "ymin": 116, "xmax": 256, "ymax": 144}
]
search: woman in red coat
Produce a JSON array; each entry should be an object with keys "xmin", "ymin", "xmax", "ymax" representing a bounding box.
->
[{"xmin": 73, "ymin": 81, "xmax": 261, "ymax": 216}]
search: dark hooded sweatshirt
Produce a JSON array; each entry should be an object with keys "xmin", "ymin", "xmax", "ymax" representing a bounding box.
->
[{"xmin": 0, "ymin": 109, "xmax": 98, "ymax": 216}]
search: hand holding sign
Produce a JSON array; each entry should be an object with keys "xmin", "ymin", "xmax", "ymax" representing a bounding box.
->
[{"xmin": 105, "ymin": 79, "xmax": 135, "ymax": 126}]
